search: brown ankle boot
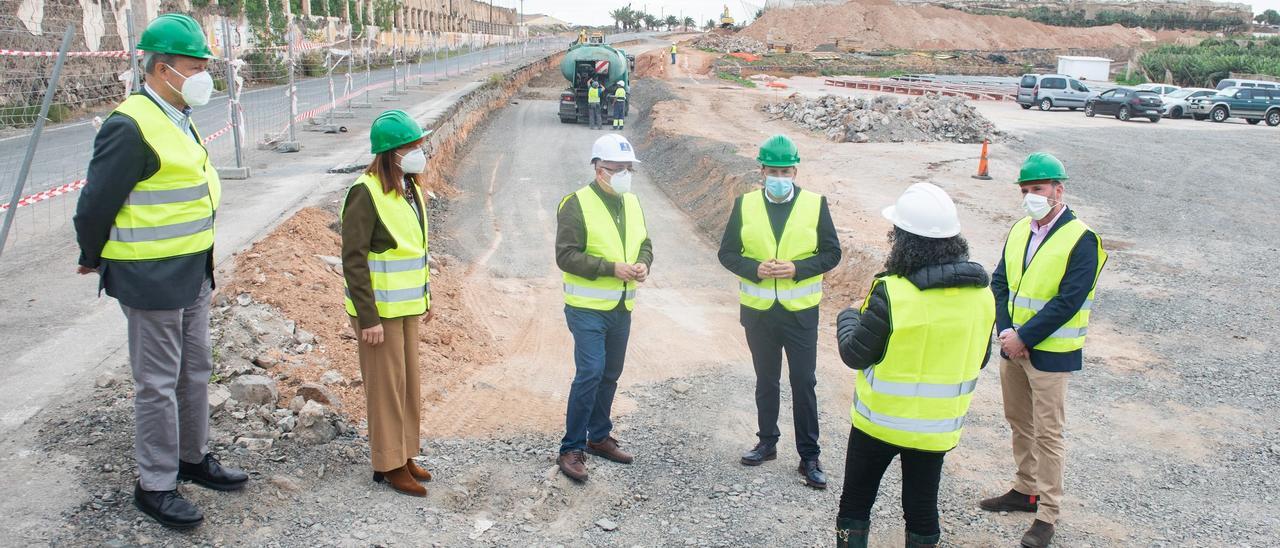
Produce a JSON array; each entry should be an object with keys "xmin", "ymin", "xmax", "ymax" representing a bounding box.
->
[
  {"xmin": 405, "ymin": 459, "xmax": 432, "ymax": 482},
  {"xmin": 372, "ymin": 466, "xmax": 426, "ymax": 497}
]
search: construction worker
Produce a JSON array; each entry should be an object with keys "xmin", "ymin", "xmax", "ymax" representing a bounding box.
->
[
  {"xmin": 979, "ymin": 152, "xmax": 1106, "ymax": 548},
  {"xmin": 611, "ymin": 81, "xmax": 627, "ymax": 131},
  {"xmin": 671, "ymin": 42, "xmax": 678, "ymax": 64},
  {"xmin": 72, "ymin": 13, "xmax": 246, "ymax": 529},
  {"xmin": 341, "ymin": 110, "xmax": 435, "ymax": 498},
  {"xmin": 717, "ymin": 135, "xmax": 841, "ymax": 489},
  {"xmin": 834, "ymin": 183, "xmax": 996, "ymax": 548},
  {"xmin": 587, "ymin": 78, "xmax": 603, "ymax": 130},
  {"xmin": 555, "ymin": 134, "xmax": 653, "ymax": 483}
]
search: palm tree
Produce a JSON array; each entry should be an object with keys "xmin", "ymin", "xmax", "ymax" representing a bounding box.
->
[
  {"xmin": 664, "ymin": 15, "xmax": 679, "ymax": 31},
  {"xmin": 704, "ymin": 19, "xmax": 716, "ymax": 30},
  {"xmin": 683, "ymin": 16, "xmax": 696, "ymax": 31}
]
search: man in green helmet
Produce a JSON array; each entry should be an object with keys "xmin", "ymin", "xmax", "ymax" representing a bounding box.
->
[
  {"xmin": 74, "ymin": 13, "xmax": 246, "ymax": 530},
  {"xmin": 717, "ymin": 135, "xmax": 842, "ymax": 489},
  {"xmin": 979, "ymin": 152, "xmax": 1106, "ymax": 548}
]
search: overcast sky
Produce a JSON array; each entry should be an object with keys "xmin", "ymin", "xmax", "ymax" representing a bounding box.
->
[{"xmin": 513, "ymin": 0, "xmax": 1280, "ymax": 26}]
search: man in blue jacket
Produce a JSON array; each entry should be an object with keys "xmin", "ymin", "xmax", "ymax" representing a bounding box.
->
[{"xmin": 978, "ymin": 153, "xmax": 1106, "ymax": 548}]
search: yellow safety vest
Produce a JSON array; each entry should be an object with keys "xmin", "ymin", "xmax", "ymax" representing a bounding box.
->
[
  {"xmin": 671, "ymin": 45, "xmax": 677, "ymax": 53},
  {"xmin": 342, "ymin": 174, "xmax": 430, "ymax": 319},
  {"xmin": 738, "ymin": 189, "xmax": 823, "ymax": 311},
  {"xmin": 560, "ymin": 186, "xmax": 647, "ymax": 312},
  {"xmin": 588, "ymin": 86, "xmax": 601, "ymax": 104},
  {"xmin": 852, "ymin": 275, "xmax": 995, "ymax": 452},
  {"xmin": 100, "ymin": 94, "xmax": 221, "ymax": 261},
  {"xmin": 615, "ymin": 86, "xmax": 626, "ymax": 100},
  {"xmin": 1002, "ymin": 216, "xmax": 1106, "ymax": 352}
]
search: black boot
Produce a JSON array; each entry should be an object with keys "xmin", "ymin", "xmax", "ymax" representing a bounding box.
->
[
  {"xmin": 836, "ymin": 518, "xmax": 869, "ymax": 548},
  {"xmin": 133, "ymin": 482, "xmax": 203, "ymax": 529},
  {"xmin": 178, "ymin": 453, "xmax": 248, "ymax": 491},
  {"xmin": 906, "ymin": 530, "xmax": 941, "ymax": 548}
]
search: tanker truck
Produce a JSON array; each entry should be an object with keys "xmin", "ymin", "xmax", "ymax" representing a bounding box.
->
[{"xmin": 558, "ymin": 43, "xmax": 635, "ymax": 125}]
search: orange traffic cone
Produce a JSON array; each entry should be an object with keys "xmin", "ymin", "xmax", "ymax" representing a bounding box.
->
[{"xmin": 972, "ymin": 139, "xmax": 992, "ymax": 180}]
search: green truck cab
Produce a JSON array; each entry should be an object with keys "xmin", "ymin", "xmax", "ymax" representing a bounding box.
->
[{"xmin": 1188, "ymin": 86, "xmax": 1280, "ymax": 126}]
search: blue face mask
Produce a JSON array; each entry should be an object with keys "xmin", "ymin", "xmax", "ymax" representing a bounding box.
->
[{"xmin": 765, "ymin": 176, "xmax": 794, "ymax": 200}]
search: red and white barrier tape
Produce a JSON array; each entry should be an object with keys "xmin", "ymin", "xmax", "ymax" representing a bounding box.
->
[{"xmin": 0, "ymin": 48, "xmax": 138, "ymax": 59}]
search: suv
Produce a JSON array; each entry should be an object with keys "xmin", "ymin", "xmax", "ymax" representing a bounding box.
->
[
  {"xmin": 1017, "ymin": 74, "xmax": 1095, "ymax": 111},
  {"xmin": 1189, "ymin": 87, "xmax": 1280, "ymax": 126}
]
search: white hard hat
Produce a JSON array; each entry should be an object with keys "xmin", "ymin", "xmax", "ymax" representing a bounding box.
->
[
  {"xmin": 591, "ymin": 134, "xmax": 642, "ymax": 164},
  {"xmin": 881, "ymin": 182, "xmax": 961, "ymax": 238}
]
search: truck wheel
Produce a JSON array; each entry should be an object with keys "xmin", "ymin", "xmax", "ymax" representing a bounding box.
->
[
  {"xmin": 1117, "ymin": 106, "xmax": 1131, "ymax": 121},
  {"xmin": 1211, "ymin": 106, "xmax": 1228, "ymax": 123},
  {"xmin": 1268, "ymin": 110, "xmax": 1280, "ymax": 127},
  {"xmin": 1039, "ymin": 98, "xmax": 1053, "ymax": 111}
]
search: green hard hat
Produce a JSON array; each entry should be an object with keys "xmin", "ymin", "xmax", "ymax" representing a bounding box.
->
[
  {"xmin": 1017, "ymin": 152, "xmax": 1069, "ymax": 184},
  {"xmin": 757, "ymin": 134, "xmax": 800, "ymax": 167},
  {"xmin": 137, "ymin": 13, "xmax": 213, "ymax": 59},
  {"xmin": 370, "ymin": 110, "xmax": 429, "ymax": 154}
]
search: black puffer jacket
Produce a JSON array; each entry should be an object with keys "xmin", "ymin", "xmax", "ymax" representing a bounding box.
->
[{"xmin": 837, "ymin": 261, "xmax": 993, "ymax": 370}]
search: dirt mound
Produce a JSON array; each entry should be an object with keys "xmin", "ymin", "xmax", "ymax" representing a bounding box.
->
[
  {"xmin": 740, "ymin": 0, "xmax": 1143, "ymax": 51},
  {"xmin": 634, "ymin": 49, "xmax": 669, "ymax": 79},
  {"xmin": 763, "ymin": 93, "xmax": 1001, "ymax": 144}
]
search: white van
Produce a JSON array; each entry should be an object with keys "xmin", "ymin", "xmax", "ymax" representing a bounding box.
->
[{"xmin": 1215, "ymin": 78, "xmax": 1279, "ymax": 91}]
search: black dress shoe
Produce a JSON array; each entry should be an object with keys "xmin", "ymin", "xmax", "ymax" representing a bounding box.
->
[
  {"xmin": 134, "ymin": 483, "xmax": 203, "ymax": 529},
  {"xmin": 740, "ymin": 442, "xmax": 777, "ymax": 466},
  {"xmin": 798, "ymin": 459, "xmax": 827, "ymax": 489},
  {"xmin": 178, "ymin": 453, "xmax": 248, "ymax": 491}
]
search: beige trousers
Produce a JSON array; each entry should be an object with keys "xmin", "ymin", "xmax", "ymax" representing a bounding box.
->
[
  {"xmin": 1001, "ymin": 356, "xmax": 1070, "ymax": 524},
  {"xmin": 351, "ymin": 316, "xmax": 422, "ymax": 472}
]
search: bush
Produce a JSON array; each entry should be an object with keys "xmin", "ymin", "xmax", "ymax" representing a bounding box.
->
[
  {"xmin": 300, "ymin": 51, "xmax": 327, "ymax": 77},
  {"xmin": 241, "ymin": 51, "xmax": 289, "ymax": 84},
  {"xmin": 1139, "ymin": 39, "xmax": 1280, "ymax": 87}
]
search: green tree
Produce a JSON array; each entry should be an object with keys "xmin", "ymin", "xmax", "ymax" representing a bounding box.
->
[
  {"xmin": 683, "ymin": 16, "xmax": 695, "ymax": 31},
  {"xmin": 1256, "ymin": 9, "xmax": 1280, "ymax": 25},
  {"xmin": 664, "ymin": 15, "xmax": 679, "ymax": 31},
  {"xmin": 704, "ymin": 19, "xmax": 716, "ymax": 30}
]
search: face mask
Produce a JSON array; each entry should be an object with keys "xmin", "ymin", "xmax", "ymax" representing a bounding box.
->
[
  {"xmin": 398, "ymin": 148, "xmax": 427, "ymax": 174},
  {"xmin": 608, "ymin": 169, "xmax": 633, "ymax": 194},
  {"xmin": 1022, "ymin": 192, "xmax": 1055, "ymax": 220},
  {"xmin": 162, "ymin": 64, "xmax": 214, "ymax": 107},
  {"xmin": 765, "ymin": 176, "xmax": 794, "ymax": 200}
]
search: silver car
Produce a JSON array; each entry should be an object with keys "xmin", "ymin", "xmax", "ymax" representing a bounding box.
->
[
  {"xmin": 1160, "ymin": 88, "xmax": 1217, "ymax": 119},
  {"xmin": 1017, "ymin": 74, "xmax": 1097, "ymax": 111}
]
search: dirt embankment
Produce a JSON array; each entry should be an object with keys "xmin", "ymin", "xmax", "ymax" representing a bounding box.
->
[{"xmin": 739, "ymin": 0, "xmax": 1144, "ymax": 51}]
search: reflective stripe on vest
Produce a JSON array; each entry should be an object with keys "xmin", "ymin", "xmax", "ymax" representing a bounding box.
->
[
  {"xmin": 737, "ymin": 189, "xmax": 823, "ymax": 311},
  {"xmin": 560, "ymin": 186, "xmax": 647, "ymax": 311},
  {"xmin": 851, "ymin": 275, "xmax": 995, "ymax": 452},
  {"xmin": 1002, "ymin": 216, "xmax": 1107, "ymax": 353},
  {"xmin": 342, "ymin": 174, "xmax": 430, "ymax": 319},
  {"xmin": 100, "ymin": 94, "xmax": 221, "ymax": 261}
]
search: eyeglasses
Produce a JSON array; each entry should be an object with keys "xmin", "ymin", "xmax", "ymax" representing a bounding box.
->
[{"xmin": 598, "ymin": 165, "xmax": 636, "ymax": 175}]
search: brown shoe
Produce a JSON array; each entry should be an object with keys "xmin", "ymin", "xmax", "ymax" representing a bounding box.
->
[
  {"xmin": 372, "ymin": 466, "xmax": 427, "ymax": 497},
  {"xmin": 557, "ymin": 450, "xmax": 589, "ymax": 482},
  {"xmin": 1020, "ymin": 519, "xmax": 1055, "ymax": 548},
  {"xmin": 980, "ymin": 488, "xmax": 1039, "ymax": 513},
  {"xmin": 586, "ymin": 436, "xmax": 634, "ymax": 464},
  {"xmin": 405, "ymin": 459, "xmax": 432, "ymax": 482}
]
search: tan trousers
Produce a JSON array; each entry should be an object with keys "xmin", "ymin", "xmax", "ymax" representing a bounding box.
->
[
  {"xmin": 351, "ymin": 316, "xmax": 422, "ymax": 472},
  {"xmin": 1001, "ymin": 356, "xmax": 1070, "ymax": 524}
]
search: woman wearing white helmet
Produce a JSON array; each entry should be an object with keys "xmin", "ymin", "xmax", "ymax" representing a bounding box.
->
[{"xmin": 833, "ymin": 183, "xmax": 996, "ymax": 548}]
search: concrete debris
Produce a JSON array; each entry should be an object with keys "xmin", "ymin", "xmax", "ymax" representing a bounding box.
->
[
  {"xmin": 208, "ymin": 384, "xmax": 232, "ymax": 413},
  {"xmin": 595, "ymin": 518, "xmax": 619, "ymax": 532},
  {"xmin": 236, "ymin": 293, "xmax": 253, "ymax": 306},
  {"xmin": 296, "ymin": 382, "xmax": 342, "ymax": 408},
  {"xmin": 235, "ymin": 436, "xmax": 274, "ymax": 451},
  {"xmin": 690, "ymin": 34, "xmax": 766, "ymax": 56},
  {"xmin": 228, "ymin": 375, "xmax": 279, "ymax": 407},
  {"xmin": 763, "ymin": 93, "xmax": 1000, "ymax": 144},
  {"xmin": 295, "ymin": 401, "xmax": 339, "ymax": 445},
  {"xmin": 319, "ymin": 370, "xmax": 345, "ymax": 386}
]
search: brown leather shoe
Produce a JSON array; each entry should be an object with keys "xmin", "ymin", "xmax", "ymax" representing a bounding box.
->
[
  {"xmin": 586, "ymin": 436, "xmax": 634, "ymax": 464},
  {"xmin": 557, "ymin": 450, "xmax": 589, "ymax": 482},
  {"xmin": 1020, "ymin": 519, "xmax": 1055, "ymax": 548},
  {"xmin": 405, "ymin": 459, "xmax": 432, "ymax": 482},
  {"xmin": 372, "ymin": 466, "xmax": 427, "ymax": 497}
]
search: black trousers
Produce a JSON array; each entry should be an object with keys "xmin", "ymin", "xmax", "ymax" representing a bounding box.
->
[
  {"xmin": 837, "ymin": 426, "xmax": 946, "ymax": 536},
  {"xmin": 744, "ymin": 314, "xmax": 820, "ymax": 459}
]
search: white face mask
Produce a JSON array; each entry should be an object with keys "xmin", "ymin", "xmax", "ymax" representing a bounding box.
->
[
  {"xmin": 398, "ymin": 148, "xmax": 427, "ymax": 174},
  {"xmin": 162, "ymin": 63, "xmax": 214, "ymax": 107},
  {"xmin": 608, "ymin": 169, "xmax": 633, "ymax": 194},
  {"xmin": 1022, "ymin": 192, "xmax": 1055, "ymax": 221}
]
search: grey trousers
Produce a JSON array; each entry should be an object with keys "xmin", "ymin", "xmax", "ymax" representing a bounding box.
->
[
  {"xmin": 589, "ymin": 103, "xmax": 602, "ymax": 129},
  {"xmin": 120, "ymin": 278, "xmax": 213, "ymax": 491}
]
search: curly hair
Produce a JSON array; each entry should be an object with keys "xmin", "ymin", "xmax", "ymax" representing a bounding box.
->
[{"xmin": 883, "ymin": 227, "xmax": 970, "ymax": 278}]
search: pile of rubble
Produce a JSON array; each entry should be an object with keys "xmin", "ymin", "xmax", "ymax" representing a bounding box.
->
[
  {"xmin": 690, "ymin": 33, "xmax": 767, "ymax": 56},
  {"xmin": 763, "ymin": 93, "xmax": 1001, "ymax": 144}
]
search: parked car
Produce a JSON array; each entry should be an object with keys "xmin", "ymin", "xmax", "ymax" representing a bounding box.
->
[
  {"xmin": 1188, "ymin": 87, "xmax": 1280, "ymax": 126},
  {"xmin": 1160, "ymin": 88, "xmax": 1217, "ymax": 119},
  {"xmin": 1135, "ymin": 83, "xmax": 1182, "ymax": 98},
  {"xmin": 1214, "ymin": 78, "xmax": 1279, "ymax": 91},
  {"xmin": 1017, "ymin": 74, "xmax": 1096, "ymax": 111},
  {"xmin": 1084, "ymin": 88, "xmax": 1163, "ymax": 122}
]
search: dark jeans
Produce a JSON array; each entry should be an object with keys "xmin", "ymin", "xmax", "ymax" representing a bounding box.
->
[
  {"xmin": 588, "ymin": 103, "xmax": 602, "ymax": 129},
  {"xmin": 837, "ymin": 426, "xmax": 946, "ymax": 536},
  {"xmin": 559, "ymin": 305, "xmax": 631, "ymax": 453},
  {"xmin": 744, "ymin": 313, "xmax": 820, "ymax": 459}
]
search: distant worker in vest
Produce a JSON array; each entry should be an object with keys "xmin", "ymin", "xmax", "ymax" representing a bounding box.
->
[
  {"xmin": 979, "ymin": 152, "xmax": 1106, "ymax": 548},
  {"xmin": 341, "ymin": 110, "xmax": 435, "ymax": 498},
  {"xmin": 555, "ymin": 134, "xmax": 654, "ymax": 482},
  {"xmin": 587, "ymin": 78, "xmax": 604, "ymax": 130},
  {"xmin": 611, "ymin": 81, "xmax": 627, "ymax": 131},
  {"xmin": 671, "ymin": 43, "xmax": 678, "ymax": 64},
  {"xmin": 717, "ymin": 135, "xmax": 841, "ymax": 489},
  {"xmin": 833, "ymin": 183, "xmax": 995, "ymax": 548},
  {"xmin": 72, "ymin": 13, "xmax": 246, "ymax": 529}
]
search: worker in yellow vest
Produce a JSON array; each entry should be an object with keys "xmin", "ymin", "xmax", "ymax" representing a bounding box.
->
[
  {"xmin": 671, "ymin": 43, "xmax": 678, "ymax": 64},
  {"xmin": 978, "ymin": 152, "xmax": 1106, "ymax": 548},
  {"xmin": 73, "ymin": 13, "xmax": 246, "ymax": 529},
  {"xmin": 341, "ymin": 110, "xmax": 435, "ymax": 498},
  {"xmin": 717, "ymin": 135, "xmax": 841, "ymax": 489},
  {"xmin": 587, "ymin": 78, "xmax": 604, "ymax": 130},
  {"xmin": 555, "ymin": 134, "xmax": 653, "ymax": 483},
  {"xmin": 834, "ymin": 183, "xmax": 995, "ymax": 548},
  {"xmin": 611, "ymin": 81, "xmax": 627, "ymax": 131}
]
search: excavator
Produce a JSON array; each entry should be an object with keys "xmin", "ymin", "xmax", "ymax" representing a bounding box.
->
[{"xmin": 720, "ymin": 5, "xmax": 735, "ymax": 28}]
